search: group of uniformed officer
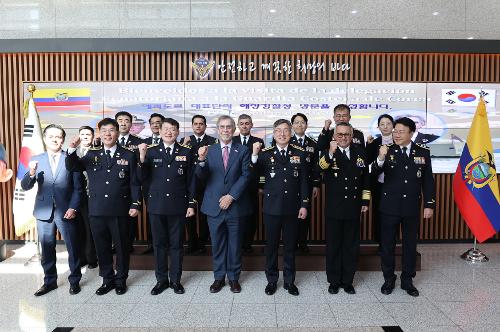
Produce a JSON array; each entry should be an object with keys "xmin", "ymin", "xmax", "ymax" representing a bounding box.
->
[{"xmin": 48, "ymin": 103, "xmax": 434, "ymax": 298}]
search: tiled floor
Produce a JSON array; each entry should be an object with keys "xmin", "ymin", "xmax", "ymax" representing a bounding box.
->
[{"xmin": 2, "ymin": 242, "xmax": 500, "ymax": 331}]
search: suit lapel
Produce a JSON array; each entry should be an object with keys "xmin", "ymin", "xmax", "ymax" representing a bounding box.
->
[
  {"xmin": 225, "ymin": 144, "xmax": 239, "ymax": 175},
  {"xmin": 53, "ymin": 152, "xmax": 65, "ymax": 180},
  {"xmin": 212, "ymin": 144, "xmax": 225, "ymax": 172},
  {"xmin": 43, "ymin": 153, "xmax": 54, "ymax": 181}
]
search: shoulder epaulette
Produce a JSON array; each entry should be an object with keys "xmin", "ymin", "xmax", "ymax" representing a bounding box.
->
[
  {"xmin": 123, "ymin": 146, "xmax": 134, "ymax": 152},
  {"xmin": 290, "ymin": 144, "xmax": 305, "ymax": 151},
  {"xmin": 180, "ymin": 144, "xmax": 191, "ymax": 149},
  {"xmin": 416, "ymin": 143, "xmax": 430, "ymax": 150},
  {"xmin": 308, "ymin": 136, "xmax": 317, "ymax": 143},
  {"xmin": 386, "ymin": 143, "xmax": 394, "ymax": 147},
  {"xmin": 88, "ymin": 146, "xmax": 102, "ymax": 151},
  {"xmin": 147, "ymin": 144, "xmax": 156, "ymax": 149},
  {"xmin": 262, "ymin": 146, "xmax": 274, "ymax": 152}
]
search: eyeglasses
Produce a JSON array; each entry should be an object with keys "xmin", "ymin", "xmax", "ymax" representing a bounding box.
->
[
  {"xmin": 335, "ymin": 133, "xmax": 351, "ymax": 138},
  {"xmin": 293, "ymin": 121, "xmax": 306, "ymax": 125},
  {"xmin": 393, "ymin": 130, "xmax": 410, "ymax": 135},
  {"xmin": 274, "ymin": 128, "xmax": 291, "ymax": 134},
  {"xmin": 218, "ymin": 125, "xmax": 233, "ymax": 130}
]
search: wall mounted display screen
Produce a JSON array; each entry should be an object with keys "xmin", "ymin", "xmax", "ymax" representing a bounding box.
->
[{"xmin": 24, "ymin": 81, "xmax": 500, "ymax": 172}]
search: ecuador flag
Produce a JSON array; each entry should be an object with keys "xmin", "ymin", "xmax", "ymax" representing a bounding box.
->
[
  {"xmin": 33, "ymin": 88, "xmax": 90, "ymax": 112},
  {"xmin": 453, "ymin": 96, "xmax": 500, "ymax": 242}
]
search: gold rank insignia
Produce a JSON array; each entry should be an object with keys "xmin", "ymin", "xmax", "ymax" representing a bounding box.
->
[
  {"xmin": 356, "ymin": 156, "xmax": 365, "ymax": 167},
  {"xmin": 262, "ymin": 146, "xmax": 273, "ymax": 152},
  {"xmin": 319, "ymin": 155, "xmax": 330, "ymax": 170},
  {"xmin": 180, "ymin": 144, "xmax": 191, "ymax": 149},
  {"xmin": 362, "ymin": 190, "xmax": 371, "ymax": 200},
  {"xmin": 290, "ymin": 144, "xmax": 304, "ymax": 151}
]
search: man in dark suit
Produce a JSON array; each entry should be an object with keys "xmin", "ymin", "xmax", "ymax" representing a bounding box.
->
[
  {"xmin": 317, "ymin": 104, "xmax": 365, "ymax": 151},
  {"xmin": 21, "ymin": 124, "xmax": 82, "ymax": 296},
  {"xmin": 115, "ymin": 111, "xmax": 144, "ymax": 253},
  {"xmin": 66, "ymin": 118, "xmax": 142, "ymax": 296},
  {"xmin": 290, "ymin": 113, "xmax": 321, "ymax": 253},
  {"xmin": 233, "ymin": 114, "xmax": 264, "ymax": 254},
  {"xmin": 138, "ymin": 118, "xmax": 195, "ymax": 295},
  {"xmin": 195, "ymin": 115, "xmax": 252, "ymax": 293},
  {"xmin": 372, "ymin": 117, "xmax": 435, "ymax": 297},
  {"xmin": 75, "ymin": 125, "xmax": 98, "ymax": 269},
  {"xmin": 141, "ymin": 113, "xmax": 165, "ymax": 254},
  {"xmin": 318, "ymin": 122, "xmax": 370, "ymax": 295},
  {"xmin": 252, "ymin": 119, "xmax": 309, "ymax": 296},
  {"xmin": 181, "ymin": 115, "xmax": 217, "ymax": 254}
]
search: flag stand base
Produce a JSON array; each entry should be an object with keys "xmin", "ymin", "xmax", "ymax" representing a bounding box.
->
[
  {"xmin": 23, "ymin": 241, "xmax": 41, "ymax": 266},
  {"xmin": 461, "ymin": 248, "xmax": 489, "ymax": 263}
]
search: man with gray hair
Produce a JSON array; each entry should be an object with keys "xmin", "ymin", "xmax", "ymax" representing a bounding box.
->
[{"xmin": 195, "ymin": 115, "xmax": 252, "ymax": 293}]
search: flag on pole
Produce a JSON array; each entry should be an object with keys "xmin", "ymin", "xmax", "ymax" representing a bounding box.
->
[
  {"xmin": 13, "ymin": 97, "xmax": 45, "ymax": 236},
  {"xmin": 453, "ymin": 96, "xmax": 500, "ymax": 242}
]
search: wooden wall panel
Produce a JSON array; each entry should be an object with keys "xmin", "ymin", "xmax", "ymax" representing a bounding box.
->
[{"xmin": 1, "ymin": 52, "xmax": 500, "ymax": 242}]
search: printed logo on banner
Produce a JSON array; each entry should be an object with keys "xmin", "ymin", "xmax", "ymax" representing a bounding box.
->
[
  {"xmin": 442, "ymin": 89, "xmax": 496, "ymax": 107},
  {"xmin": 192, "ymin": 57, "xmax": 215, "ymax": 79}
]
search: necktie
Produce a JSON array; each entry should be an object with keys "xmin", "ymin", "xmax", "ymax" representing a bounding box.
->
[
  {"xmin": 50, "ymin": 154, "xmax": 57, "ymax": 176},
  {"xmin": 120, "ymin": 137, "xmax": 126, "ymax": 146},
  {"xmin": 402, "ymin": 146, "xmax": 408, "ymax": 159},
  {"xmin": 223, "ymin": 146, "xmax": 229, "ymax": 170},
  {"xmin": 197, "ymin": 137, "xmax": 202, "ymax": 145},
  {"xmin": 342, "ymin": 149, "xmax": 349, "ymax": 160},
  {"xmin": 243, "ymin": 136, "xmax": 247, "ymax": 145},
  {"xmin": 166, "ymin": 147, "xmax": 171, "ymax": 160},
  {"xmin": 280, "ymin": 149, "xmax": 286, "ymax": 159},
  {"xmin": 105, "ymin": 149, "xmax": 112, "ymax": 167},
  {"xmin": 153, "ymin": 137, "xmax": 159, "ymax": 144},
  {"xmin": 298, "ymin": 137, "xmax": 303, "ymax": 146}
]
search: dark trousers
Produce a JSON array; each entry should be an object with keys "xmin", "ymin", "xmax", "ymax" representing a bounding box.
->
[
  {"xmin": 297, "ymin": 213, "xmax": 310, "ymax": 246},
  {"xmin": 77, "ymin": 200, "xmax": 97, "ymax": 265},
  {"xmin": 241, "ymin": 193, "xmax": 258, "ymax": 249},
  {"xmin": 207, "ymin": 214, "xmax": 242, "ymax": 281},
  {"xmin": 264, "ymin": 214, "xmax": 298, "ymax": 284},
  {"xmin": 150, "ymin": 213, "xmax": 185, "ymax": 283},
  {"xmin": 90, "ymin": 215, "xmax": 130, "ymax": 286},
  {"xmin": 129, "ymin": 216, "xmax": 137, "ymax": 249},
  {"xmin": 380, "ymin": 212, "xmax": 419, "ymax": 283},
  {"xmin": 371, "ymin": 181, "xmax": 383, "ymax": 244},
  {"xmin": 325, "ymin": 217, "xmax": 360, "ymax": 286},
  {"xmin": 37, "ymin": 216, "xmax": 81, "ymax": 286},
  {"xmin": 186, "ymin": 211, "xmax": 209, "ymax": 248}
]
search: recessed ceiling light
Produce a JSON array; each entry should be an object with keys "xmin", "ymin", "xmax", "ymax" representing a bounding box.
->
[
  {"xmin": 402, "ymin": 36, "xmax": 408, "ymax": 39},
  {"xmin": 269, "ymin": 9, "xmax": 276, "ymax": 13},
  {"xmin": 267, "ymin": 33, "xmax": 275, "ymax": 37},
  {"xmin": 334, "ymin": 34, "xmax": 341, "ymax": 38},
  {"xmin": 432, "ymin": 11, "xmax": 439, "ymax": 16},
  {"xmin": 467, "ymin": 36, "xmax": 474, "ymax": 40},
  {"xmin": 350, "ymin": 10, "xmax": 358, "ymax": 14}
]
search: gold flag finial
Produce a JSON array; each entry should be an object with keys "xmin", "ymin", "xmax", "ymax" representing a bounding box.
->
[{"xmin": 24, "ymin": 84, "xmax": 36, "ymax": 119}]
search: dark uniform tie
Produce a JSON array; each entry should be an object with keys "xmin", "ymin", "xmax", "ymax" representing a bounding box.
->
[
  {"xmin": 298, "ymin": 137, "xmax": 303, "ymax": 147},
  {"xmin": 197, "ymin": 137, "xmax": 201, "ymax": 145},
  {"xmin": 243, "ymin": 136, "xmax": 247, "ymax": 145},
  {"xmin": 342, "ymin": 148, "xmax": 349, "ymax": 160},
  {"xmin": 120, "ymin": 137, "xmax": 126, "ymax": 146},
  {"xmin": 280, "ymin": 149, "xmax": 286, "ymax": 159},
  {"xmin": 153, "ymin": 137, "xmax": 159, "ymax": 144},
  {"xmin": 402, "ymin": 146, "xmax": 408, "ymax": 159},
  {"xmin": 105, "ymin": 149, "xmax": 112, "ymax": 167},
  {"xmin": 166, "ymin": 146, "xmax": 172, "ymax": 162}
]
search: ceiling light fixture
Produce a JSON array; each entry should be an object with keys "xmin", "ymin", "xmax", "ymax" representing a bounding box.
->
[
  {"xmin": 467, "ymin": 36, "xmax": 474, "ymax": 40},
  {"xmin": 432, "ymin": 11, "xmax": 439, "ymax": 16},
  {"xmin": 267, "ymin": 33, "xmax": 275, "ymax": 37},
  {"xmin": 402, "ymin": 36, "xmax": 408, "ymax": 39},
  {"xmin": 350, "ymin": 10, "xmax": 358, "ymax": 14},
  {"xmin": 334, "ymin": 34, "xmax": 341, "ymax": 38},
  {"xmin": 269, "ymin": 9, "xmax": 276, "ymax": 13}
]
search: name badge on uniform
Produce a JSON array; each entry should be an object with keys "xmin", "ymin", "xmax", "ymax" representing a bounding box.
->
[
  {"xmin": 290, "ymin": 156, "xmax": 300, "ymax": 164},
  {"xmin": 119, "ymin": 170, "xmax": 126, "ymax": 179},
  {"xmin": 417, "ymin": 169, "xmax": 422, "ymax": 178},
  {"xmin": 356, "ymin": 156, "xmax": 365, "ymax": 167},
  {"xmin": 414, "ymin": 156, "xmax": 425, "ymax": 165},
  {"xmin": 117, "ymin": 159, "xmax": 129, "ymax": 166},
  {"xmin": 153, "ymin": 158, "xmax": 162, "ymax": 163},
  {"xmin": 293, "ymin": 169, "xmax": 299, "ymax": 177},
  {"xmin": 178, "ymin": 168, "xmax": 184, "ymax": 175},
  {"xmin": 175, "ymin": 155, "xmax": 187, "ymax": 162},
  {"xmin": 306, "ymin": 146, "xmax": 314, "ymax": 153}
]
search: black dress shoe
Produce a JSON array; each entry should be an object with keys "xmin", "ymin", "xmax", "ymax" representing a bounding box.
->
[
  {"xmin": 150, "ymin": 281, "xmax": 169, "ymax": 295},
  {"xmin": 229, "ymin": 280, "xmax": 241, "ymax": 293},
  {"xmin": 96, "ymin": 283, "xmax": 115, "ymax": 295},
  {"xmin": 34, "ymin": 283, "xmax": 58, "ymax": 297},
  {"xmin": 343, "ymin": 284, "xmax": 356, "ymax": 294},
  {"xmin": 87, "ymin": 262, "xmax": 98, "ymax": 269},
  {"xmin": 328, "ymin": 283, "xmax": 340, "ymax": 294},
  {"xmin": 381, "ymin": 279, "xmax": 395, "ymax": 295},
  {"xmin": 401, "ymin": 282, "xmax": 419, "ymax": 297},
  {"xmin": 265, "ymin": 282, "xmax": 277, "ymax": 295},
  {"xmin": 69, "ymin": 284, "xmax": 81, "ymax": 295},
  {"xmin": 115, "ymin": 285, "xmax": 127, "ymax": 295},
  {"xmin": 209, "ymin": 279, "xmax": 225, "ymax": 293},
  {"xmin": 284, "ymin": 283, "xmax": 299, "ymax": 296},
  {"xmin": 142, "ymin": 245, "xmax": 154, "ymax": 255},
  {"xmin": 170, "ymin": 282, "xmax": 185, "ymax": 294}
]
